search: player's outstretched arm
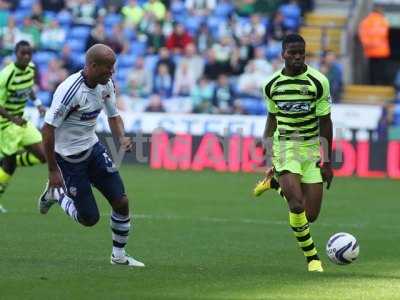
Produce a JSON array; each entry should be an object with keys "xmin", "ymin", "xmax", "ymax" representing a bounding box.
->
[
  {"xmin": 263, "ymin": 113, "xmax": 277, "ymax": 166},
  {"xmin": 108, "ymin": 116, "xmax": 133, "ymax": 152},
  {"xmin": 319, "ymin": 114, "xmax": 333, "ymax": 189},
  {"xmin": 42, "ymin": 123, "xmax": 64, "ymax": 188}
]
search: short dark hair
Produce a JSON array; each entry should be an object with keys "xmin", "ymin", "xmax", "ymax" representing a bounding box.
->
[
  {"xmin": 282, "ymin": 34, "xmax": 305, "ymax": 51},
  {"xmin": 15, "ymin": 40, "xmax": 31, "ymax": 53}
]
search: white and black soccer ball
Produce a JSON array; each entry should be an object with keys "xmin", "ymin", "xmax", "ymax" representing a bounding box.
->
[{"xmin": 326, "ymin": 232, "xmax": 359, "ymax": 265}]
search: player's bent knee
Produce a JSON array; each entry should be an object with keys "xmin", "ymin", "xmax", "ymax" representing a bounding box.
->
[
  {"xmin": 111, "ymin": 195, "xmax": 129, "ymax": 212},
  {"xmin": 78, "ymin": 212, "xmax": 100, "ymax": 227}
]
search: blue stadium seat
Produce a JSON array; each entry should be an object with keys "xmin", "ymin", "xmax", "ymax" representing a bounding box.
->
[
  {"xmin": 171, "ymin": 0, "xmax": 186, "ymax": 16},
  {"xmin": 144, "ymin": 55, "xmax": 159, "ymax": 74},
  {"xmin": 71, "ymin": 52, "xmax": 86, "ymax": 69},
  {"xmin": 18, "ymin": 0, "xmax": 35, "ymax": 9},
  {"xmin": 116, "ymin": 67, "xmax": 131, "ymax": 85},
  {"xmin": 36, "ymin": 90, "xmax": 52, "ymax": 107},
  {"xmin": 104, "ymin": 13, "xmax": 122, "ymax": 27},
  {"xmin": 33, "ymin": 51, "xmax": 58, "ymax": 66},
  {"xmin": 44, "ymin": 10, "xmax": 57, "ymax": 21},
  {"xmin": 69, "ymin": 26, "xmax": 91, "ymax": 40},
  {"xmin": 184, "ymin": 16, "xmax": 202, "ymax": 35},
  {"xmin": 130, "ymin": 41, "xmax": 147, "ymax": 56},
  {"xmin": 239, "ymin": 98, "xmax": 267, "ymax": 115},
  {"xmin": 57, "ymin": 10, "xmax": 72, "ymax": 27},
  {"xmin": 118, "ymin": 54, "xmax": 136, "ymax": 69},
  {"xmin": 67, "ymin": 39, "xmax": 86, "ymax": 53},
  {"xmin": 13, "ymin": 9, "xmax": 30, "ymax": 25},
  {"xmin": 213, "ymin": 2, "xmax": 234, "ymax": 18}
]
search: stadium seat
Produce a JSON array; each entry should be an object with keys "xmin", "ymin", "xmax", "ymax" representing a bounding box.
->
[
  {"xmin": 118, "ymin": 54, "xmax": 136, "ymax": 69},
  {"xmin": 69, "ymin": 26, "xmax": 91, "ymax": 40},
  {"xmin": 18, "ymin": 0, "xmax": 35, "ymax": 9},
  {"xmin": 13, "ymin": 9, "xmax": 30, "ymax": 25},
  {"xmin": 239, "ymin": 98, "xmax": 267, "ymax": 115},
  {"xmin": 71, "ymin": 52, "xmax": 86, "ymax": 69},
  {"xmin": 33, "ymin": 51, "xmax": 58, "ymax": 66},
  {"xmin": 116, "ymin": 67, "xmax": 131, "ymax": 85},
  {"xmin": 144, "ymin": 54, "xmax": 159, "ymax": 74},
  {"xmin": 67, "ymin": 39, "xmax": 86, "ymax": 53},
  {"xmin": 57, "ymin": 10, "xmax": 72, "ymax": 27},
  {"xmin": 104, "ymin": 13, "xmax": 122, "ymax": 28},
  {"xmin": 130, "ymin": 41, "xmax": 147, "ymax": 56},
  {"xmin": 36, "ymin": 90, "xmax": 52, "ymax": 107},
  {"xmin": 214, "ymin": 2, "xmax": 234, "ymax": 18},
  {"xmin": 342, "ymin": 85, "xmax": 395, "ymax": 105}
]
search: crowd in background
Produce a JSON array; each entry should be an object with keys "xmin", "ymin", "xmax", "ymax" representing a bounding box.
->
[{"xmin": 0, "ymin": 0, "xmax": 347, "ymax": 116}]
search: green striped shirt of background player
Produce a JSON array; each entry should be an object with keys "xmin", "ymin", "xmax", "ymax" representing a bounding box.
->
[
  {"xmin": 261, "ymin": 34, "xmax": 333, "ymax": 272},
  {"xmin": 0, "ymin": 40, "xmax": 47, "ymax": 212}
]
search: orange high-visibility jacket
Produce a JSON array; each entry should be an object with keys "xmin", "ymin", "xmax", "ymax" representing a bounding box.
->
[{"xmin": 358, "ymin": 12, "xmax": 390, "ymax": 58}]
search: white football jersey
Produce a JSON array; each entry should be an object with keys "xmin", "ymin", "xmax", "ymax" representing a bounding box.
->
[{"xmin": 44, "ymin": 71, "xmax": 119, "ymax": 156}]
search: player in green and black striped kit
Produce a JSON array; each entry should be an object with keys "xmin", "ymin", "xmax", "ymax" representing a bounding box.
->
[
  {"xmin": 0, "ymin": 40, "xmax": 47, "ymax": 212},
  {"xmin": 253, "ymin": 34, "xmax": 334, "ymax": 272}
]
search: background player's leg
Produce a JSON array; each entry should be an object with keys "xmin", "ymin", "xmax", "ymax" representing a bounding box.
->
[
  {"xmin": 301, "ymin": 183, "xmax": 323, "ymax": 223},
  {"xmin": 0, "ymin": 155, "xmax": 16, "ymax": 212},
  {"xmin": 21, "ymin": 143, "xmax": 46, "ymax": 166},
  {"xmin": 278, "ymin": 172, "xmax": 321, "ymax": 269}
]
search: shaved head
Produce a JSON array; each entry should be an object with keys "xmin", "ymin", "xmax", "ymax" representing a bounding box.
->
[
  {"xmin": 84, "ymin": 44, "xmax": 116, "ymax": 86},
  {"xmin": 86, "ymin": 44, "xmax": 116, "ymax": 65}
]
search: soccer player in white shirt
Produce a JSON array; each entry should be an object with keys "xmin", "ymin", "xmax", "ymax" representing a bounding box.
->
[{"xmin": 38, "ymin": 44, "xmax": 144, "ymax": 267}]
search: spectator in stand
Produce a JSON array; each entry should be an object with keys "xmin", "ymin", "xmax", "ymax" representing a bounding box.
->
[
  {"xmin": 237, "ymin": 60, "xmax": 266, "ymax": 98},
  {"xmin": 234, "ymin": 0, "xmax": 256, "ymax": 17},
  {"xmin": 185, "ymin": 0, "xmax": 216, "ymax": 17},
  {"xmin": 31, "ymin": 2, "xmax": 45, "ymax": 30},
  {"xmin": 160, "ymin": 11, "xmax": 173, "ymax": 37},
  {"xmin": 177, "ymin": 43, "xmax": 204, "ymax": 82},
  {"xmin": 155, "ymin": 47, "xmax": 175, "ymax": 78},
  {"xmin": 252, "ymin": 46, "xmax": 272, "ymax": 76},
  {"xmin": 267, "ymin": 11, "xmax": 288, "ymax": 42},
  {"xmin": 394, "ymin": 69, "xmax": 400, "ymax": 96},
  {"xmin": 153, "ymin": 63, "xmax": 173, "ymax": 98},
  {"xmin": 212, "ymin": 74, "xmax": 237, "ymax": 114},
  {"xmin": 147, "ymin": 21, "xmax": 166, "ymax": 54},
  {"xmin": 125, "ymin": 56, "xmax": 153, "ymax": 98},
  {"xmin": 105, "ymin": 23, "xmax": 124, "ymax": 54},
  {"xmin": 122, "ymin": 0, "xmax": 144, "ymax": 28},
  {"xmin": 85, "ymin": 23, "xmax": 106, "ymax": 50},
  {"xmin": 319, "ymin": 50, "xmax": 343, "ymax": 103},
  {"xmin": 191, "ymin": 76, "xmax": 214, "ymax": 113},
  {"xmin": 20, "ymin": 17, "xmax": 41, "ymax": 49},
  {"xmin": 68, "ymin": 0, "xmax": 98, "ymax": 26},
  {"xmin": 40, "ymin": 58, "xmax": 68, "ymax": 93},
  {"xmin": 0, "ymin": 0, "xmax": 19, "ymax": 10},
  {"xmin": 144, "ymin": 0, "xmax": 167, "ymax": 22},
  {"xmin": 166, "ymin": 22, "xmax": 193, "ymax": 54},
  {"xmin": 204, "ymin": 48, "xmax": 227, "ymax": 81},
  {"xmin": 41, "ymin": 19, "xmax": 66, "ymax": 52},
  {"xmin": 196, "ymin": 22, "xmax": 214, "ymax": 55},
  {"xmin": 145, "ymin": 94, "xmax": 166, "ymax": 112},
  {"xmin": 103, "ymin": 0, "xmax": 124, "ymax": 13},
  {"xmin": 212, "ymin": 35, "xmax": 235, "ymax": 71},
  {"xmin": 60, "ymin": 44, "xmax": 79, "ymax": 73},
  {"xmin": 41, "ymin": 0, "xmax": 65, "ymax": 12},
  {"xmin": 0, "ymin": 16, "xmax": 21, "ymax": 55},
  {"xmin": 236, "ymin": 13, "xmax": 266, "ymax": 46},
  {"xmin": 173, "ymin": 61, "xmax": 197, "ymax": 96},
  {"xmin": 358, "ymin": 4, "xmax": 391, "ymax": 85}
]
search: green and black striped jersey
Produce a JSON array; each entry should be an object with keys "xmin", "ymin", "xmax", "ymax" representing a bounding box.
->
[
  {"xmin": 0, "ymin": 62, "xmax": 36, "ymax": 129},
  {"xmin": 263, "ymin": 65, "xmax": 331, "ymax": 144}
]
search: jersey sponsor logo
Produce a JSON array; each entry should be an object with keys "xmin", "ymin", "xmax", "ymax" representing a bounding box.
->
[
  {"xmin": 80, "ymin": 109, "xmax": 102, "ymax": 121},
  {"xmin": 277, "ymin": 101, "xmax": 311, "ymax": 113}
]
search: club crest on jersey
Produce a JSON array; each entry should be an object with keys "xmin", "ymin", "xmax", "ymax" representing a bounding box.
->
[
  {"xmin": 101, "ymin": 90, "xmax": 110, "ymax": 101},
  {"xmin": 299, "ymin": 86, "xmax": 309, "ymax": 95}
]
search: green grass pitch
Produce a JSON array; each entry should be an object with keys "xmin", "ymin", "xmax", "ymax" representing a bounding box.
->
[{"xmin": 0, "ymin": 165, "xmax": 399, "ymax": 300}]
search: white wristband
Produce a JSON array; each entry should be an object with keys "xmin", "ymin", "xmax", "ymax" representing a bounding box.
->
[{"xmin": 33, "ymin": 98, "xmax": 42, "ymax": 107}]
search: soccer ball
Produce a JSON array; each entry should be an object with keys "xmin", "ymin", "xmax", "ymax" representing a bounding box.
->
[{"xmin": 326, "ymin": 232, "xmax": 359, "ymax": 265}]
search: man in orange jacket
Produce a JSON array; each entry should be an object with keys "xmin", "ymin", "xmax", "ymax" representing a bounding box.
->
[{"xmin": 358, "ymin": 5, "xmax": 391, "ymax": 85}]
